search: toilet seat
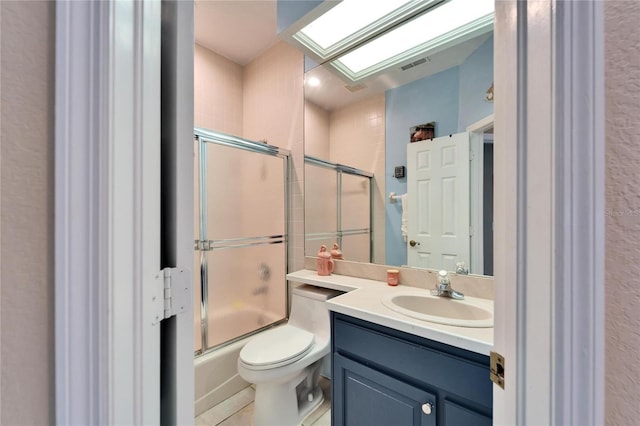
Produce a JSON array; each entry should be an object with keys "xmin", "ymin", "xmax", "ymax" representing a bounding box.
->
[{"xmin": 239, "ymin": 325, "xmax": 315, "ymax": 370}]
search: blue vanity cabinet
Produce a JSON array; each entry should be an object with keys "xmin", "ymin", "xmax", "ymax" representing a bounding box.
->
[
  {"xmin": 331, "ymin": 312, "xmax": 492, "ymax": 426},
  {"xmin": 333, "ymin": 353, "xmax": 437, "ymax": 426}
]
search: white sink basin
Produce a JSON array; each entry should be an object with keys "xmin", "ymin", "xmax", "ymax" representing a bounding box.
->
[{"xmin": 381, "ymin": 293, "xmax": 493, "ymax": 328}]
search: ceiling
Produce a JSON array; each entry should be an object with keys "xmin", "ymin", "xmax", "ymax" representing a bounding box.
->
[
  {"xmin": 194, "ymin": 0, "xmax": 492, "ymax": 111},
  {"xmin": 194, "ymin": 0, "xmax": 279, "ymax": 66},
  {"xmin": 304, "ymin": 32, "xmax": 491, "ymax": 111}
]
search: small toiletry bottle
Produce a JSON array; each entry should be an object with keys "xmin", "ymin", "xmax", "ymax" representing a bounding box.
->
[
  {"xmin": 387, "ymin": 269, "xmax": 399, "ymax": 286},
  {"xmin": 317, "ymin": 245, "xmax": 334, "ymax": 276},
  {"xmin": 330, "ymin": 243, "xmax": 343, "ymax": 260}
]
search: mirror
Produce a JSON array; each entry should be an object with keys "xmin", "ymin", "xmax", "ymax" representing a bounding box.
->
[{"xmin": 303, "ymin": 30, "xmax": 494, "ymax": 276}]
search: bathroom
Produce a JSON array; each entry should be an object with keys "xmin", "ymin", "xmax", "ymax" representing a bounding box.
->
[
  {"xmin": 31, "ymin": 0, "xmax": 636, "ymax": 426},
  {"xmin": 193, "ymin": 1, "xmax": 497, "ymax": 425},
  {"xmin": 185, "ymin": 0, "xmax": 620, "ymax": 424}
]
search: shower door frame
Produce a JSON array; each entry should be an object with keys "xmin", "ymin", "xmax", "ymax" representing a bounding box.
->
[
  {"xmin": 194, "ymin": 128, "xmax": 291, "ymax": 355},
  {"xmin": 304, "ymin": 155, "xmax": 374, "ymax": 263}
]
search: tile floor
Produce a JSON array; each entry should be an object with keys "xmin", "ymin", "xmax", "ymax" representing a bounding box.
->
[{"xmin": 195, "ymin": 378, "xmax": 331, "ymax": 426}]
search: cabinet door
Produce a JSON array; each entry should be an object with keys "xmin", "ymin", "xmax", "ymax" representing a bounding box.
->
[
  {"xmin": 444, "ymin": 400, "xmax": 492, "ymax": 426},
  {"xmin": 333, "ymin": 354, "xmax": 436, "ymax": 426}
]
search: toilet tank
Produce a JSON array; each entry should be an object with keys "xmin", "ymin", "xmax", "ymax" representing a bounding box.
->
[{"xmin": 288, "ymin": 284, "xmax": 343, "ymax": 337}]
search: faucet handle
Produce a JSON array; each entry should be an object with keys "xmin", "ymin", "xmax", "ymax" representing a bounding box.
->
[
  {"xmin": 434, "ymin": 270, "xmax": 465, "ymax": 299},
  {"xmin": 438, "ymin": 270, "xmax": 450, "ymax": 285},
  {"xmin": 455, "ymin": 261, "xmax": 469, "ymax": 275}
]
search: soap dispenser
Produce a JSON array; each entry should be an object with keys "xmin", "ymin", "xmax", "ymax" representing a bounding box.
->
[{"xmin": 316, "ymin": 245, "xmax": 334, "ymax": 276}]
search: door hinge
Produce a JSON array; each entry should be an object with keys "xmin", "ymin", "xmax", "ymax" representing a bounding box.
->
[
  {"xmin": 152, "ymin": 266, "xmax": 190, "ymax": 325},
  {"xmin": 490, "ymin": 351, "xmax": 505, "ymax": 389}
]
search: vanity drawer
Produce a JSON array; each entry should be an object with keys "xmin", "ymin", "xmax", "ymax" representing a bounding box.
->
[{"xmin": 332, "ymin": 313, "xmax": 492, "ymax": 411}]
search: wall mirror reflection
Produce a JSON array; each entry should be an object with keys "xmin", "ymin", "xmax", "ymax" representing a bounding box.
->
[{"xmin": 303, "ymin": 16, "xmax": 494, "ymax": 277}]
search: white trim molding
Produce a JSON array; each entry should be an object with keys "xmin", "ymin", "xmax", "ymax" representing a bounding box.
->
[
  {"xmin": 552, "ymin": 2, "xmax": 604, "ymax": 424},
  {"xmin": 55, "ymin": 1, "xmax": 162, "ymax": 424},
  {"xmin": 493, "ymin": 1, "xmax": 605, "ymax": 425}
]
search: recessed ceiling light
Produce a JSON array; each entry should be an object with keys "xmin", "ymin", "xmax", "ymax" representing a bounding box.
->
[{"xmin": 307, "ymin": 76, "xmax": 321, "ymax": 87}]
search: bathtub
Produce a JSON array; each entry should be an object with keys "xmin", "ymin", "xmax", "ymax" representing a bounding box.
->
[{"xmin": 194, "ymin": 307, "xmax": 283, "ymax": 416}]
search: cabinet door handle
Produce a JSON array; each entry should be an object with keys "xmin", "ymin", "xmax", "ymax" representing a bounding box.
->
[{"xmin": 422, "ymin": 403, "xmax": 433, "ymax": 415}]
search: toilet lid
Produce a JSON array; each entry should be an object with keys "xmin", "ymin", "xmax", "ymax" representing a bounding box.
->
[{"xmin": 240, "ymin": 325, "xmax": 315, "ymax": 368}]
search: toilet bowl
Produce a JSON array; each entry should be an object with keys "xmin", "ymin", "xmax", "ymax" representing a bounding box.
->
[{"xmin": 237, "ymin": 284, "xmax": 342, "ymax": 426}]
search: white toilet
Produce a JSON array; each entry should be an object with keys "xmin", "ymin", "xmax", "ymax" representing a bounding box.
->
[{"xmin": 237, "ymin": 284, "xmax": 342, "ymax": 426}]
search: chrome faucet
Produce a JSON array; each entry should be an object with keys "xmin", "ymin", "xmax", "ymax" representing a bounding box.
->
[
  {"xmin": 431, "ymin": 270, "xmax": 465, "ymax": 300},
  {"xmin": 455, "ymin": 261, "xmax": 469, "ymax": 275}
]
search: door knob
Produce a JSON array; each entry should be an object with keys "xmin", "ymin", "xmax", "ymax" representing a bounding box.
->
[
  {"xmin": 409, "ymin": 240, "xmax": 420, "ymax": 247},
  {"xmin": 422, "ymin": 402, "xmax": 432, "ymax": 415}
]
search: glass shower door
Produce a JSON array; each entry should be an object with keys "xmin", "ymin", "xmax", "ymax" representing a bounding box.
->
[
  {"xmin": 340, "ymin": 173, "xmax": 371, "ymax": 262},
  {"xmin": 304, "ymin": 164, "xmax": 338, "ymax": 253},
  {"xmin": 195, "ymin": 131, "xmax": 288, "ymax": 353},
  {"xmin": 304, "ymin": 157, "xmax": 372, "ymax": 262}
]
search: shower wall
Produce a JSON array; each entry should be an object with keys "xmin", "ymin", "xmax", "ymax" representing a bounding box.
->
[{"xmin": 194, "ymin": 43, "xmax": 243, "ymax": 135}]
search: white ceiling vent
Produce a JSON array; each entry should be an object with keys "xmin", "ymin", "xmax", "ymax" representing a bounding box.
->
[{"xmin": 401, "ymin": 57, "xmax": 429, "ymax": 71}]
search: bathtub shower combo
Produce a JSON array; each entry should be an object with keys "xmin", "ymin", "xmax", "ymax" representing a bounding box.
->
[{"xmin": 193, "ymin": 128, "xmax": 290, "ymax": 415}]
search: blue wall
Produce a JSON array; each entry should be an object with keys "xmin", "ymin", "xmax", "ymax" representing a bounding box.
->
[
  {"xmin": 276, "ymin": 0, "xmax": 326, "ymax": 34},
  {"xmin": 458, "ymin": 36, "xmax": 494, "ymax": 130},
  {"xmin": 385, "ymin": 68, "xmax": 460, "ymax": 267},
  {"xmin": 384, "ymin": 36, "xmax": 493, "ymax": 266}
]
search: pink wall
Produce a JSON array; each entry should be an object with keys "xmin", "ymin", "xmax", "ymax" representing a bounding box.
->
[
  {"xmin": 329, "ymin": 94, "xmax": 386, "ymax": 263},
  {"xmin": 304, "ymin": 100, "xmax": 330, "ymax": 159},
  {"xmin": 194, "ymin": 43, "xmax": 244, "ymax": 135}
]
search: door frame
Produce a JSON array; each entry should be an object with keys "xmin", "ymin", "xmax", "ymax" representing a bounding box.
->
[
  {"xmin": 54, "ymin": 1, "xmax": 194, "ymax": 424},
  {"xmin": 55, "ymin": 1, "xmax": 163, "ymax": 423},
  {"xmin": 160, "ymin": 2, "xmax": 196, "ymax": 424},
  {"xmin": 493, "ymin": 1, "xmax": 604, "ymax": 424},
  {"xmin": 468, "ymin": 114, "xmax": 494, "ymax": 275}
]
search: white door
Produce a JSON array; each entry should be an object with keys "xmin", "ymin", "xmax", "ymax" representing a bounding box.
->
[{"xmin": 406, "ymin": 132, "xmax": 470, "ymax": 271}]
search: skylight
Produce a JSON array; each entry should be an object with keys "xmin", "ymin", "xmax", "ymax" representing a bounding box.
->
[
  {"xmin": 293, "ymin": 0, "xmax": 441, "ymax": 61},
  {"xmin": 291, "ymin": 0, "xmax": 494, "ymax": 83},
  {"xmin": 298, "ymin": 0, "xmax": 413, "ymax": 50},
  {"xmin": 333, "ymin": 0, "xmax": 494, "ymax": 79}
]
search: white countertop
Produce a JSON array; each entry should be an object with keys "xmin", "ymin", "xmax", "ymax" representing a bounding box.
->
[{"xmin": 287, "ymin": 269, "xmax": 494, "ymax": 356}]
